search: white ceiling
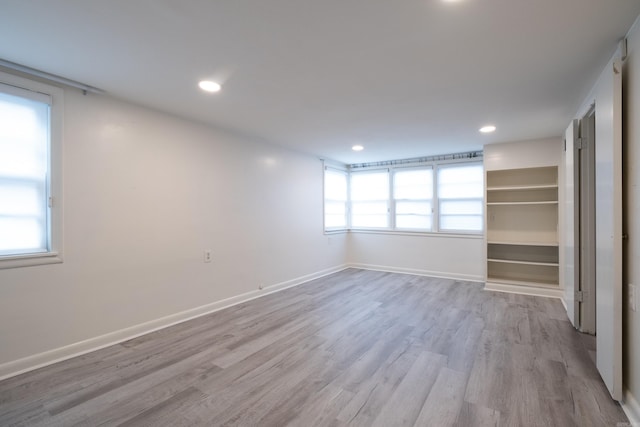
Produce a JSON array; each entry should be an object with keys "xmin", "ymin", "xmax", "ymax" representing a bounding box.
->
[{"xmin": 1, "ymin": 0, "xmax": 639, "ymax": 164}]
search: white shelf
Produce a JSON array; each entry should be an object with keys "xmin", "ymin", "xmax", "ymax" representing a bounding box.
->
[
  {"xmin": 487, "ymin": 184, "xmax": 558, "ymax": 191},
  {"xmin": 488, "ymin": 258, "xmax": 559, "ymax": 267},
  {"xmin": 487, "ymin": 240, "xmax": 558, "ymax": 247},
  {"xmin": 487, "ymin": 276, "xmax": 559, "ymax": 288},
  {"xmin": 487, "ymin": 201, "xmax": 558, "ymax": 206},
  {"xmin": 485, "ymin": 282, "xmax": 564, "ymax": 299}
]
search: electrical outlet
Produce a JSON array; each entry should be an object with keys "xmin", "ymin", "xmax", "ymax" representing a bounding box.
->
[
  {"xmin": 204, "ymin": 250, "xmax": 212, "ymax": 263},
  {"xmin": 630, "ymin": 284, "xmax": 637, "ymax": 312}
]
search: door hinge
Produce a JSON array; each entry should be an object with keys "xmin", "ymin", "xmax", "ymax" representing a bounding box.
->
[
  {"xmin": 575, "ymin": 138, "xmax": 587, "ymax": 150},
  {"xmin": 48, "ymin": 197, "xmax": 54, "ymax": 208},
  {"xmin": 575, "ymin": 290, "xmax": 584, "ymax": 302}
]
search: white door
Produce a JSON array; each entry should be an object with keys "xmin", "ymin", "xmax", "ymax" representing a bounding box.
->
[
  {"xmin": 564, "ymin": 120, "xmax": 579, "ymax": 327},
  {"xmin": 594, "ymin": 59, "xmax": 623, "ymax": 401}
]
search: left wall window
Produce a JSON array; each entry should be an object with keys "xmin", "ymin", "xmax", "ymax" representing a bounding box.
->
[
  {"xmin": 0, "ymin": 72, "xmax": 63, "ymax": 268},
  {"xmin": 324, "ymin": 167, "xmax": 348, "ymax": 230}
]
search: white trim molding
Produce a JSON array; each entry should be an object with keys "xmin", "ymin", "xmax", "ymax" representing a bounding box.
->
[
  {"xmin": 484, "ymin": 282, "xmax": 565, "ymax": 299},
  {"xmin": 0, "ymin": 264, "xmax": 348, "ymax": 381},
  {"xmin": 348, "ymin": 262, "xmax": 484, "ymax": 283}
]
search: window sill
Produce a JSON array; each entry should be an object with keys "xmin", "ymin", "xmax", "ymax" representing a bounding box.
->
[
  {"xmin": 324, "ymin": 228, "xmax": 483, "ymax": 239},
  {"xmin": 349, "ymin": 229, "xmax": 483, "ymax": 239},
  {"xmin": 324, "ymin": 229, "xmax": 349, "ymax": 235},
  {"xmin": 0, "ymin": 252, "xmax": 63, "ymax": 270}
]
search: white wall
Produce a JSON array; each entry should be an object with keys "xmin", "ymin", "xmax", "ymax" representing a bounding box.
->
[
  {"xmin": 483, "ymin": 138, "xmax": 562, "ymax": 171},
  {"xmin": 348, "ymin": 232, "xmax": 484, "ymax": 282},
  {"xmin": 622, "ymin": 16, "xmax": 640, "ymax": 422},
  {"xmin": 0, "ymin": 88, "xmax": 347, "ymax": 376}
]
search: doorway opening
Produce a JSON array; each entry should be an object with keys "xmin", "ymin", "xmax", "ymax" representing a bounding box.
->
[{"xmin": 575, "ymin": 106, "xmax": 597, "ymax": 337}]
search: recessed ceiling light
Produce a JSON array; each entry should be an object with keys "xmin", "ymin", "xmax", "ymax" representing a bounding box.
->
[
  {"xmin": 198, "ymin": 80, "xmax": 221, "ymax": 93},
  {"xmin": 352, "ymin": 145, "xmax": 364, "ymax": 151},
  {"xmin": 479, "ymin": 125, "xmax": 496, "ymax": 133}
]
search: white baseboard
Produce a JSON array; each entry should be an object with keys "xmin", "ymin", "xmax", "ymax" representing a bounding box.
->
[
  {"xmin": 348, "ymin": 263, "xmax": 484, "ymax": 283},
  {"xmin": 484, "ymin": 282, "xmax": 564, "ymax": 299},
  {"xmin": 0, "ymin": 264, "xmax": 348, "ymax": 381},
  {"xmin": 623, "ymin": 389, "xmax": 640, "ymax": 425}
]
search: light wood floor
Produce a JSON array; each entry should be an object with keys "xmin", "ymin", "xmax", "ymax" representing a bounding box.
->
[{"xmin": 0, "ymin": 269, "xmax": 629, "ymax": 426}]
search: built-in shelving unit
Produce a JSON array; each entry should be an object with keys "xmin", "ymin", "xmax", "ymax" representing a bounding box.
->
[{"xmin": 486, "ymin": 166, "xmax": 561, "ymax": 295}]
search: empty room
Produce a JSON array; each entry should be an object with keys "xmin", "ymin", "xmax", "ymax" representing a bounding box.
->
[{"xmin": 1, "ymin": 1, "xmax": 640, "ymax": 426}]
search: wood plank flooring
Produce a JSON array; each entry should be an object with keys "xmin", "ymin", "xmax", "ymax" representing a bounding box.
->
[{"xmin": 0, "ymin": 269, "xmax": 629, "ymax": 426}]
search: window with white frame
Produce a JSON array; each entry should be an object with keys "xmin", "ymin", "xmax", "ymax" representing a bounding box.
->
[
  {"xmin": 323, "ymin": 157, "xmax": 482, "ymax": 234},
  {"xmin": 350, "ymin": 170, "xmax": 389, "ymax": 228},
  {"xmin": 437, "ymin": 163, "xmax": 483, "ymax": 232},
  {"xmin": 324, "ymin": 167, "xmax": 348, "ymax": 229},
  {"xmin": 393, "ymin": 168, "xmax": 433, "ymax": 230},
  {"xmin": 0, "ymin": 73, "xmax": 63, "ymax": 268}
]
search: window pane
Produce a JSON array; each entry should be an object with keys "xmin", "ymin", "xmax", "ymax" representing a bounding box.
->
[
  {"xmin": 325, "ymin": 201, "xmax": 346, "ymax": 228},
  {"xmin": 351, "ymin": 171, "xmax": 389, "ymax": 201},
  {"xmin": 325, "ymin": 214, "xmax": 345, "ymax": 228},
  {"xmin": 438, "ymin": 164, "xmax": 483, "ymax": 199},
  {"xmin": 394, "ymin": 169, "xmax": 432, "ymax": 199},
  {"xmin": 0, "ymin": 183, "xmax": 44, "ymax": 216},
  {"xmin": 324, "ymin": 169, "xmax": 347, "ymax": 201},
  {"xmin": 351, "ymin": 214, "xmax": 388, "ymax": 228},
  {"xmin": 0, "ymin": 90, "xmax": 49, "ymax": 256},
  {"xmin": 352, "ymin": 201, "xmax": 388, "ymax": 228},
  {"xmin": 0, "ymin": 94, "xmax": 48, "ymax": 179},
  {"xmin": 324, "ymin": 169, "xmax": 347, "ymax": 229},
  {"xmin": 394, "ymin": 169, "xmax": 432, "ymax": 230},
  {"xmin": 440, "ymin": 199, "xmax": 482, "ymax": 215},
  {"xmin": 324, "ymin": 200, "xmax": 346, "ymax": 215},
  {"xmin": 440, "ymin": 215, "xmax": 483, "ymax": 231},
  {"xmin": 395, "ymin": 201, "xmax": 431, "ymax": 230},
  {"xmin": 396, "ymin": 201, "xmax": 431, "ymax": 215},
  {"xmin": 352, "ymin": 201, "xmax": 388, "ymax": 215},
  {"xmin": 438, "ymin": 163, "xmax": 484, "ymax": 232},
  {"xmin": 350, "ymin": 171, "xmax": 390, "ymax": 228},
  {"xmin": 0, "ymin": 218, "xmax": 46, "ymax": 254},
  {"xmin": 396, "ymin": 214, "xmax": 432, "ymax": 230}
]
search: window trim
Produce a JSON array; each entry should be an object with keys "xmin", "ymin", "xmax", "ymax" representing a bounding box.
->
[{"xmin": 0, "ymin": 71, "xmax": 64, "ymax": 269}]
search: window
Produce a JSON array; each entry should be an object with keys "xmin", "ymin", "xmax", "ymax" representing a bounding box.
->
[
  {"xmin": 324, "ymin": 168, "xmax": 348, "ymax": 229},
  {"xmin": 350, "ymin": 170, "xmax": 389, "ymax": 228},
  {"xmin": 437, "ymin": 163, "xmax": 483, "ymax": 232},
  {"xmin": 0, "ymin": 72, "xmax": 63, "ymax": 268},
  {"xmin": 393, "ymin": 168, "xmax": 433, "ymax": 230},
  {"xmin": 323, "ymin": 157, "xmax": 482, "ymax": 234}
]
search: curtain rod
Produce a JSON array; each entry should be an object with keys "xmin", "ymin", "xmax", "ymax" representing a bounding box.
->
[
  {"xmin": 349, "ymin": 150, "xmax": 483, "ymax": 169},
  {"xmin": 0, "ymin": 59, "xmax": 105, "ymax": 94}
]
